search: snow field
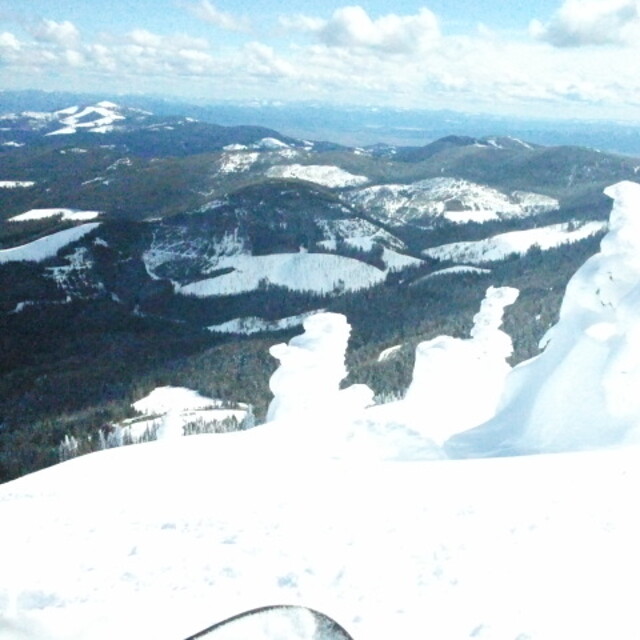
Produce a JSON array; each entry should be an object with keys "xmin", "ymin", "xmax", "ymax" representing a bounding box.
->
[
  {"xmin": 0, "ymin": 223, "xmax": 101, "ymax": 264},
  {"xmin": 423, "ymin": 220, "xmax": 607, "ymax": 264},
  {"xmin": 177, "ymin": 253, "xmax": 387, "ymax": 296}
]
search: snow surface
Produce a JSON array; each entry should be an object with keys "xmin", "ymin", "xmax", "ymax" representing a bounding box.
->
[
  {"xmin": 218, "ymin": 152, "xmax": 259, "ymax": 174},
  {"xmin": 128, "ymin": 386, "xmax": 247, "ymax": 440},
  {"xmin": 423, "ymin": 220, "xmax": 606, "ymax": 264},
  {"xmin": 448, "ymin": 180, "xmax": 640, "ymax": 456},
  {"xmin": 177, "ymin": 253, "xmax": 387, "ymax": 297},
  {"xmin": 9, "ymin": 208, "xmax": 101, "ymax": 222},
  {"xmin": 419, "ymin": 265, "xmax": 492, "ymax": 280},
  {"xmin": 46, "ymin": 102, "xmax": 126, "ymax": 136},
  {"xmin": 0, "ymin": 223, "xmax": 100, "ymax": 264},
  {"xmin": 208, "ymin": 311, "xmax": 322, "ymax": 335},
  {"xmin": 265, "ymin": 164, "xmax": 369, "ymax": 188},
  {"xmin": 5, "ymin": 183, "xmax": 640, "ymax": 640},
  {"xmin": 0, "ymin": 181, "xmax": 35, "ymax": 189}
]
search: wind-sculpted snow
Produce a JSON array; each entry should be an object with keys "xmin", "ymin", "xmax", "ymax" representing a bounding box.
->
[
  {"xmin": 423, "ymin": 220, "xmax": 606, "ymax": 264},
  {"xmin": 177, "ymin": 253, "xmax": 387, "ymax": 296},
  {"xmin": 378, "ymin": 286, "xmax": 519, "ymax": 446},
  {"xmin": 348, "ymin": 178, "xmax": 558, "ymax": 226},
  {"xmin": 266, "ymin": 312, "xmax": 374, "ymax": 424},
  {"xmin": 448, "ymin": 181, "xmax": 640, "ymax": 456},
  {"xmin": 0, "ymin": 223, "xmax": 100, "ymax": 264},
  {"xmin": 265, "ymin": 164, "xmax": 369, "ymax": 188}
]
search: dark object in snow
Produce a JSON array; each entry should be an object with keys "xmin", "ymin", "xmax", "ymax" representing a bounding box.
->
[{"xmin": 184, "ymin": 604, "xmax": 355, "ymax": 640}]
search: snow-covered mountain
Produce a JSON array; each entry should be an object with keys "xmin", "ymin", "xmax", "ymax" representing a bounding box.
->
[
  {"xmin": 347, "ymin": 178, "xmax": 558, "ymax": 226},
  {"xmin": 3, "ymin": 182, "xmax": 640, "ymax": 640},
  {"xmin": 2, "ymin": 96, "xmax": 640, "ymax": 486}
]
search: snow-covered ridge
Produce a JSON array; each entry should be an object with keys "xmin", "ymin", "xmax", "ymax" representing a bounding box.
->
[
  {"xmin": 423, "ymin": 220, "xmax": 606, "ymax": 264},
  {"xmin": 265, "ymin": 164, "xmax": 369, "ymax": 188},
  {"xmin": 348, "ymin": 178, "xmax": 558, "ymax": 225},
  {"xmin": 0, "ymin": 223, "xmax": 100, "ymax": 264},
  {"xmin": 9, "ymin": 208, "xmax": 101, "ymax": 222}
]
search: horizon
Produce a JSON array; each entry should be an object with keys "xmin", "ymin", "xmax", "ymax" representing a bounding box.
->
[{"xmin": 1, "ymin": 1, "xmax": 640, "ymax": 124}]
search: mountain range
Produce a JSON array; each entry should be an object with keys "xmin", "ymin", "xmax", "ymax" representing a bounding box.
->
[{"xmin": 1, "ymin": 95, "xmax": 639, "ymax": 481}]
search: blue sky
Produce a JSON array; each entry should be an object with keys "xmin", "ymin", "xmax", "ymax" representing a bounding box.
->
[{"xmin": 1, "ymin": 1, "xmax": 639, "ymax": 121}]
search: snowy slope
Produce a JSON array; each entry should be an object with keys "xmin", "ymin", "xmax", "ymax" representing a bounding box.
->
[
  {"xmin": 265, "ymin": 164, "xmax": 369, "ymax": 188},
  {"xmin": 5, "ymin": 184, "xmax": 640, "ymax": 640},
  {"xmin": 423, "ymin": 221, "xmax": 606, "ymax": 264},
  {"xmin": 177, "ymin": 253, "xmax": 387, "ymax": 296},
  {"xmin": 46, "ymin": 102, "xmax": 126, "ymax": 136},
  {"xmin": 208, "ymin": 311, "xmax": 323, "ymax": 335},
  {"xmin": 348, "ymin": 178, "xmax": 559, "ymax": 226},
  {"xmin": 9, "ymin": 208, "xmax": 101, "ymax": 222},
  {"xmin": 0, "ymin": 223, "xmax": 100, "ymax": 264},
  {"xmin": 1, "ymin": 425, "xmax": 640, "ymax": 640},
  {"xmin": 0, "ymin": 181, "xmax": 35, "ymax": 189}
]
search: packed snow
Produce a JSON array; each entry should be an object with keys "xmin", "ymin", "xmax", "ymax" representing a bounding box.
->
[
  {"xmin": 419, "ymin": 265, "xmax": 492, "ymax": 280},
  {"xmin": 208, "ymin": 311, "xmax": 322, "ymax": 335},
  {"xmin": 4, "ymin": 182, "xmax": 640, "ymax": 640},
  {"xmin": 177, "ymin": 253, "xmax": 387, "ymax": 296},
  {"xmin": 423, "ymin": 220, "xmax": 606, "ymax": 264},
  {"xmin": 9, "ymin": 208, "xmax": 101, "ymax": 222},
  {"xmin": 0, "ymin": 223, "xmax": 100, "ymax": 264},
  {"xmin": 265, "ymin": 164, "xmax": 369, "ymax": 188},
  {"xmin": 347, "ymin": 178, "xmax": 558, "ymax": 226}
]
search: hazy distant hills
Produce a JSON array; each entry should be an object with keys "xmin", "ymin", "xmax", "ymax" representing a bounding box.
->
[{"xmin": 0, "ymin": 93, "xmax": 639, "ymax": 481}]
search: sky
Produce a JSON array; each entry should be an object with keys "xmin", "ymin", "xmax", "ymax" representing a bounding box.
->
[{"xmin": 1, "ymin": 0, "xmax": 640, "ymax": 121}]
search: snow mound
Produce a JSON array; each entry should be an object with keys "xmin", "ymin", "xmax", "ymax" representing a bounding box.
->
[
  {"xmin": 265, "ymin": 164, "xmax": 369, "ymax": 188},
  {"xmin": 448, "ymin": 181, "xmax": 640, "ymax": 456},
  {"xmin": 423, "ymin": 220, "xmax": 606, "ymax": 264},
  {"xmin": 397, "ymin": 286, "xmax": 518, "ymax": 445},
  {"xmin": 267, "ymin": 312, "xmax": 374, "ymax": 425},
  {"xmin": 0, "ymin": 223, "xmax": 100, "ymax": 264}
]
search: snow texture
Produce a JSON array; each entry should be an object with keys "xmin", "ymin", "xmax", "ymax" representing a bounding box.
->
[
  {"xmin": 265, "ymin": 164, "xmax": 369, "ymax": 188},
  {"xmin": 423, "ymin": 220, "xmax": 606, "ymax": 264},
  {"xmin": 448, "ymin": 180, "xmax": 640, "ymax": 456},
  {"xmin": 0, "ymin": 223, "xmax": 100, "ymax": 264}
]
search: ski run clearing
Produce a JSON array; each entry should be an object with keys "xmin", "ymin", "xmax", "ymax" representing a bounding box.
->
[
  {"xmin": 0, "ymin": 181, "xmax": 35, "ymax": 188},
  {"xmin": 208, "ymin": 311, "xmax": 322, "ymax": 335},
  {"xmin": 265, "ymin": 164, "xmax": 369, "ymax": 188},
  {"xmin": 9, "ymin": 208, "xmax": 102, "ymax": 222},
  {"xmin": 423, "ymin": 220, "xmax": 607, "ymax": 264},
  {"xmin": 177, "ymin": 253, "xmax": 388, "ymax": 296},
  {"xmin": 0, "ymin": 223, "xmax": 100, "ymax": 264}
]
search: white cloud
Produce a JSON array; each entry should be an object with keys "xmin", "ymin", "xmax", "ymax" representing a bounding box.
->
[
  {"xmin": 30, "ymin": 19, "xmax": 80, "ymax": 46},
  {"xmin": 186, "ymin": 0, "xmax": 250, "ymax": 32},
  {"xmin": 530, "ymin": 0, "xmax": 640, "ymax": 47},
  {"xmin": 0, "ymin": 31, "xmax": 20, "ymax": 51},
  {"xmin": 286, "ymin": 5, "xmax": 440, "ymax": 55}
]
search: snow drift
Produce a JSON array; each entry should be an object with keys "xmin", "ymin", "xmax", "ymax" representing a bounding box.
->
[{"xmin": 447, "ymin": 180, "xmax": 640, "ymax": 456}]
